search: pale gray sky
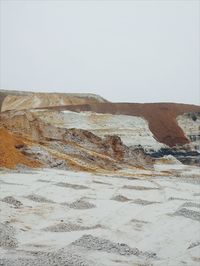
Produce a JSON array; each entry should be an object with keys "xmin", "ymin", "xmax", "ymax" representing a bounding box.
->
[{"xmin": 0, "ymin": 0, "xmax": 199, "ymax": 104}]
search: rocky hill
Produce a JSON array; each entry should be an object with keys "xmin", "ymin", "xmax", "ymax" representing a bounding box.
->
[{"xmin": 0, "ymin": 90, "xmax": 199, "ymax": 170}]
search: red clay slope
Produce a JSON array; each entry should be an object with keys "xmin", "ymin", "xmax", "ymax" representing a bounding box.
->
[{"xmin": 44, "ymin": 102, "xmax": 200, "ymax": 147}]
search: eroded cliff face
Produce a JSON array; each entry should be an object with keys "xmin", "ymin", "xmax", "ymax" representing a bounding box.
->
[
  {"xmin": 0, "ymin": 110, "xmax": 154, "ymax": 171},
  {"xmin": 26, "ymin": 110, "xmax": 164, "ymax": 151},
  {"xmin": 0, "ymin": 90, "xmax": 200, "ymax": 170},
  {"xmin": 39, "ymin": 102, "xmax": 200, "ymax": 147},
  {"xmin": 1, "ymin": 90, "xmax": 200, "ymax": 147}
]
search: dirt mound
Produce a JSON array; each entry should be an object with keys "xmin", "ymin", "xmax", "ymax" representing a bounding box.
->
[
  {"xmin": 0, "ymin": 127, "xmax": 40, "ymax": 169},
  {"xmin": 46, "ymin": 102, "xmax": 200, "ymax": 147}
]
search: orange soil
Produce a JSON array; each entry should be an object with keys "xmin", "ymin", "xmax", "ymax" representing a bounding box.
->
[
  {"xmin": 45, "ymin": 102, "xmax": 200, "ymax": 147},
  {"xmin": 0, "ymin": 127, "xmax": 40, "ymax": 169}
]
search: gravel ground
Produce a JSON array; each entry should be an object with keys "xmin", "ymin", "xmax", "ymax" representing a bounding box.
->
[
  {"xmin": 174, "ymin": 208, "xmax": 200, "ymax": 222},
  {"xmin": 67, "ymin": 199, "xmax": 96, "ymax": 209},
  {"xmin": 43, "ymin": 222, "xmax": 101, "ymax": 232},
  {"xmin": 0, "ymin": 223, "xmax": 18, "ymax": 248},
  {"xmin": 1, "ymin": 168, "xmax": 199, "ymax": 266},
  {"xmin": 181, "ymin": 202, "xmax": 200, "ymax": 209},
  {"xmin": 72, "ymin": 234, "xmax": 157, "ymax": 258},
  {"xmin": 37, "ymin": 179, "xmax": 51, "ymax": 183},
  {"xmin": 131, "ymin": 219, "xmax": 149, "ymax": 224},
  {"xmin": 132, "ymin": 199, "xmax": 160, "ymax": 205},
  {"xmin": 93, "ymin": 180, "xmax": 111, "ymax": 185},
  {"xmin": 188, "ymin": 241, "xmax": 200, "ymax": 249},
  {"xmin": 0, "ymin": 248, "xmax": 94, "ymax": 266},
  {"xmin": 122, "ymin": 185, "xmax": 158, "ymax": 190},
  {"xmin": 1, "ymin": 196, "xmax": 23, "ymax": 208},
  {"xmin": 111, "ymin": 195, "xmax": 130, "ymax": 202},
  {"xmin": 168, "ymin": 197, "xmax": 190, "ymax": 201},
  {"xmin": 25, "ymin": 194, "xmax": 54, "ymax": 203},
  {"xmin": 174, "ymin": 177, "xmax": 200, "ymax": 185},
  {"xmin": 55, "ymin": 182, "xmax": 89, "ymax": 190}
]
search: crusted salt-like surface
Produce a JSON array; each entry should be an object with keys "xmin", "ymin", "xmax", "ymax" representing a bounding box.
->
[{"xmin": 0, "ymin": 168, "xmax": 200, "ymax": 266}]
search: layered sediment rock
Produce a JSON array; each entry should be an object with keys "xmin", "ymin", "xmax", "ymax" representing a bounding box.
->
[
  {"xmin": 0, "ymin": 90, "xmax": 200, "ymax": 169},
  {"xmin": 0, "ymin": 110, "xmax": 153, "ymax": 170}
]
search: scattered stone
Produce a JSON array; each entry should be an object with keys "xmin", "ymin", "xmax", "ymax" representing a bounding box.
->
[
  {"xmin": 0, "ymin": 223, "xmax": 18, "ymax": 248},
  {"xmin": 0, "ymin": 247, "xmax": 93, "ymax": 266},
  {"xmin": 132, "ymin": 199, "xmax": 159, "ymax": 205},
  {"xmin": 26, "ymin": 194, "xmax": 54, "ymax": 203},
  {"xmin": 93, "ymin": 180, "xmax": 111, "ymax": 186},
  {"xmin": 1, "ymin": 196, "xmax": 23, "ymax": 208},
  {"xmin": 174, "ymin": 208, "xmax": 200, "ymax": 222},
  {"xmin": 122, "ymin": 185, "xmax": 158, "ymax": 190},
  {"xmin": 0, "ymin": 180, "xmax": 25, "ymax": 186},
  {"xmin": 19, "ymin": 146, "xmax": 68, "ymax": 170},
  {"xmin": 55, "ymin": 182, "xmax": 88, "ymax": 190},
  {"xmin": 37, "ymin": 179, "xmax": 51, "ymax": 183},
  {"xmin": 50, "ymin": 159, "xmax": 67, "ymax": 169},
  {"xmin": 130, "ymin": 219, "xmax": 149, "ymax": 231},
  {"xmin": 181, "ymin": 202, "xmax": 200, "ymax": 209},
  {"xmin": 43, "ymin": 222, "xmax": 101, "ymax": 232},
  {"xmin": 131, "ymin": 219, "xmax": 149, "ymax": 224},
  {"xmin": 111, "ymin": 195, "xmax": 130, "ymax": 202},
  {"xmin": 72, "ymin": 234, "xmax": 156, "ymax": 258},
  {"xmin": 175, "ymin": 177, "xmax": 200, "ymax": 185},
  {"xmin": 188, "ymin": 241, "xmax": 200, "ymax": 249},
  {"xmin": 168, "ymin": 197, "xmax": 190, "ymax": 201},
  {"xmin": 67, "ymin": 199, "xmax": 96, "ymax": 209}
]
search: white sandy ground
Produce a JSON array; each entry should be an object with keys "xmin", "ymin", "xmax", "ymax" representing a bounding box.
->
[{"xmin": 0, "ymin": 164, "xmax": 200, "ymax": 266}]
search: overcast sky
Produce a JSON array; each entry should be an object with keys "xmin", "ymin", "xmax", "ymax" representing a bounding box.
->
[{"xmin": 0, "ymin": 0, "xmax": 199, "ymax": 104}]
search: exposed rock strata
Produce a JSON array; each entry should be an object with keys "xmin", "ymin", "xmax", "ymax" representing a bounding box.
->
[
  {"xmin": 0, "ymin": 110, "xmax": 153, "ymax": 170},
  {"xmin": 0, "ymin": 90, "xmax": 200, "ymax": 169}
]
